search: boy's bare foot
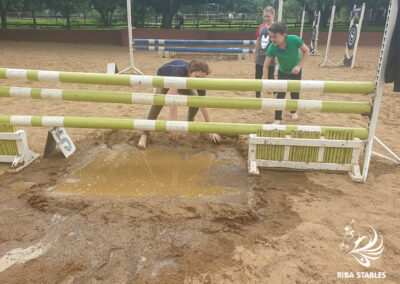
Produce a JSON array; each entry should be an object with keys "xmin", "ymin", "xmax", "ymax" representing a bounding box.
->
[
  {"xmin": 291, "ymin": 113, "xmax": 299, "ymax": 121},
  {"xmin": 272, "ymin": 120, "xmax": 281, "ymax": 125},
  {"xmin": 138, "ymin": 134, "xmax": 148, "ymax": 150}
]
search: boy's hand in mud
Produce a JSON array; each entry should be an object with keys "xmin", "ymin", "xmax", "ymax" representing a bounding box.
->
[{"xmin": 209, "ymin": 133, "xmax": 221, "ymax": 143}]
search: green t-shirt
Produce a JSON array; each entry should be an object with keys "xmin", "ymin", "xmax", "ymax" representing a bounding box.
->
[{"xmin": 266, "ymin": 35, "xmax": 304, "ymax": 75}]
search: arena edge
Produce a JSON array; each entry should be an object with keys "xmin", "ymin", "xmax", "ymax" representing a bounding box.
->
[{"xmin": 0, "ymin": 29, "xmax": 385, "ymax": 46}]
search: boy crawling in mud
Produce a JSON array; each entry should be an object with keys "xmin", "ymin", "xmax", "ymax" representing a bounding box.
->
[{"xmin": 138, "ymin": 59, "xmax": 221, "ymax": 150}]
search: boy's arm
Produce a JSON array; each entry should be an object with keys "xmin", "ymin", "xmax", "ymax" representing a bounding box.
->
[
  {"xmin": 167, "ymin": 88, "xmax": 181, "ymax": 141},
  {"xmin": 200, "ymin": 108, "xmax": 222, "ymax": 143},
  {"xmin": 297, "ymin": 44, "xmax": 310, "ymax": 69},
  {"xmin": 168, "ymin": 88, "xmax": 179, "ymax": 120},
  {"xmin": 292, "ymin": 44, "xmax": 310, "ymax": 74}
]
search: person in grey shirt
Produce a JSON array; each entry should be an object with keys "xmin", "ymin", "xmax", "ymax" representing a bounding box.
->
[{"xmin": 254, "ymin": 6, "xmax": 276, "ymax": 98}]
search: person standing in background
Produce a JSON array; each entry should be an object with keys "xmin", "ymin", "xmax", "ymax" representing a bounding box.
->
[
  {"xmin": 254, "ymin": 6, "xmax": 276, "ymax": 98},
  {"xmin": 176, "ymin": 15, "xmax": 184, "ymax": 29}
]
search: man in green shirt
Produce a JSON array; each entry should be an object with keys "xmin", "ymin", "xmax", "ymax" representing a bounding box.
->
[{"xmin": 263, "ymin": 22, "xmax": 310, "ymax": 124}]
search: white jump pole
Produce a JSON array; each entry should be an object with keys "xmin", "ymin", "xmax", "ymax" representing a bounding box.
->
[
  {"xmin": 278, "ymin": 0, "xmax": 283, "ymax": 22},
  {"xmin": 274, "ymin": 0, "xmax": 284, "ymax": 76},
  {"xmin": 362, "ymin": 0, "xmax": 399, "ymax": 182},
  {"xmin": 119, "ymin": 0, "xmax": 143, "ymax": 75},
  {"xmin": 310, "ymin": 11, "xmax": 322, "ymax": 56},
  {"xmin": 299, "ymin": 6, "xmax": 305, "ymax": 39},
  {"xmin": 320, "ymin": 4, "xmax": 338, "ymax": 67},
  {"xmin": 350, "ymin": 3, "xmax": 365, "ymax": 68}
]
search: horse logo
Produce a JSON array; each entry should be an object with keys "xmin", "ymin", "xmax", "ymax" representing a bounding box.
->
[{"xmin": 340, "ymin": 219, "xmax": 384, "ymax": 267}]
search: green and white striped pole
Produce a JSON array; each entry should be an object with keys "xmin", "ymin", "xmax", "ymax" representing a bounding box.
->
[
  {"xmin": 0, "ymin": 86, "xmax": 372, "ymax": 114},
  {"xmin": 0, "ymin": 115, "xmax": 369, "ymax": 139},
  {"xmin": 0, "ymin": 68, "xmax": 375, "ymax": 94}
]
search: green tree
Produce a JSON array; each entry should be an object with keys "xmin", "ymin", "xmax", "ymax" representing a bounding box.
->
[
  {"xmin": 0, "ymin": 0, "xmax": 11, "ymax": 29},
  {"xmin": 136, "ymin": 0, "xmax": 214, "ymax": 29},
  {"xmin": 294, "ymin": 0, "xmax": 334, "ymax": 27},
  {"xmin": 90, "ymin": 0, "xmax": 118, "ymax": 26},
  {"xmin": 118, "ymin": 0, "xmax": 154, "ymax": 29},
  {"xmin": 131, "ymin": 0, "xmax": 154, "ymax": 28},
  {"xmin": 46, "ymin": 0, "xmax": 87, "ymax": 29},
  {"xmin": 0, "ymin": 0, "xmax": 23, "ymax": 29},
  {"xmin": 24, "ymin": 0, "xmax": 47, "ymax": 28},
  {"xmin": 295, "ymin": 0, "xmax": 390, "ymax": 27},
  {"xmin": 219, "ymin": 0, "xmax": 260, "ymax": 13}
]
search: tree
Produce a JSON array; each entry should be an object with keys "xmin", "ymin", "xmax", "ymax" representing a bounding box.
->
[
  {"xmin": 294, "ymin": 0, "xmax": 332, "ymax": 27},
  {"xmin": 46, "ymin": 0, "xmax": 86, "ymax": 29},
  {"xmin": 0, "ymin": 0, "xmax": 11, "ymax": 29},
  {"xmin": 0, "ymin": 0, "xmax": 23, "ymax": 29},
  {"xmin": 295, "ymin": 0, "xmax": 390, "ymax": 28},
  {"xmin": 136, "ymin": 0, "xmax": 213, "ymax": 29},
  {"xmin": 90, "ymin": 0, "xmax": 118, "ymax": 26},
  {"xmin": 130, "ymin": 0, "xmax": 154, "ymax": 28},
  {"xmin": 24, "ymin": 0, "xmax": 46, "ymax": 28}
]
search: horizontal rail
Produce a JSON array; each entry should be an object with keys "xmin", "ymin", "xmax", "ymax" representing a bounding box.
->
[
  {"xmin": 256, "ymin": 160, "xmax": 352, "ymax": 171},
  {"xmin": 0, "ymin": 68, "xmax": 376, "ymax": 94},
  {"xmin": 0, "ymin": 86, "xmax": 372, "ymax": 115},
  {"xmin": 133, "ymin": 39, "xmax": 255, "ymax": 45},
  {"xmin": 134, "ymin": 45, "xmax": 254, "ymax": 53},
  {"xmin": 0, "ymin": 115, "xmax": 369, "ymax": 139},
  {"xmin": 249, "ymin": 136, "xmax": 362, "ymax": 148}
]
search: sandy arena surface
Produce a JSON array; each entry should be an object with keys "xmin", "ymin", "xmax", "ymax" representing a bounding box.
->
[{"xmin": 0, "ymin": 41, "xmax": 399, "ymax": 283}]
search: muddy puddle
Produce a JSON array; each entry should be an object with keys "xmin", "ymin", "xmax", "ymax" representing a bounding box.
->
[{"xmin": 50, "ymin": 145, "xmax": 246, "ymax": 198}]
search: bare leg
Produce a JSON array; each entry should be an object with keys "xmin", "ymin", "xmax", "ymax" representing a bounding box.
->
[
  {"xmin": 138, "ymin": 134, "xmax": 148, "ymax": 150},
  {"xmin": 137, "ymin": 105, "xmax": 162, "ymax": 150},
  {"xmin": 137, "ymin": 95, "xmax": 164, "ymax": 150}
]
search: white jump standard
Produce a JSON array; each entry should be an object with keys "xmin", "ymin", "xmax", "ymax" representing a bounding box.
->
[
  {"xmin": 116, "ymin": 0, "xmax": 143, "ymax": 75},
  {"xmin": 0, "ymin": 123, "xmax": 40, "ymax": 172},
  {"xmin": 310, "ymin": 11, "xmax": 321, "ymax": 56},
  {"xmin": 337, "ymin": 3, "xmax": 366, "ymax": 68},
  {"xmin": 299, "ymin": 6, "xmax": 306, "ymax": 40},
  {"xmin": 320, "ymin": 4, "xmax": 338, "ymax": 67}
]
